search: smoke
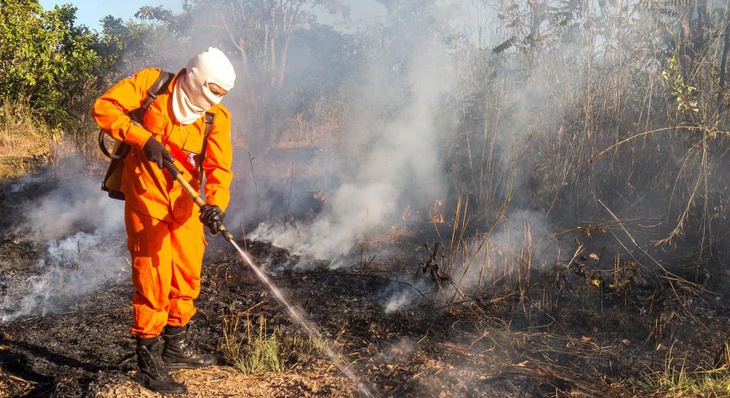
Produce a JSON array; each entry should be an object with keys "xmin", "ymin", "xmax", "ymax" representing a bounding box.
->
[
  {"xmin": 0, "ymin": 157, "xmax": 128, "ymax": 322},
  {"xmin": 375, "ymin": 210, "xmax": 556, "ymax": 313},
  {"xmin": 22, "ymin": 172, "xmax": 124, "ymax": 241},
  {"xmin": 461, "ymin": 210, "xmax": 556, "ymax": 289},
  {"xmin": 251, "ymin": 20, "xmax": 457, "ymax": 265},
  {"xmin": 380, "ymin": 278, "xmax": 435, "ymax": 314}
]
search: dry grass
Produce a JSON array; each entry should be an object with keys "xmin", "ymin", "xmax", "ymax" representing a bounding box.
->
[
  {"xmin": 90, "ymin": 364, "xmax": 357, "ymax": 398},
  {"xmin": 0, "ymin": 100, "xmax": 55, "ymax": 179}
]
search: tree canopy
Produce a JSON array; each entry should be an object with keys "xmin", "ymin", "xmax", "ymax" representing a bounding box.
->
[{"xmin": 0, "ymin": 0, "xmax": 98, "ymax": 125}]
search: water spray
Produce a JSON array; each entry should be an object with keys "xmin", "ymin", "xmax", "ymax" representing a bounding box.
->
[{"xmin": 163, "ymin": 160, "xmax": 376, "ymax": 398}]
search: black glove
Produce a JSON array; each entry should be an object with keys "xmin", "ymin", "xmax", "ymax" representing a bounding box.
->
[
  {"xmin": 199, "ymin": 204, "xmax": 225, "ymax": 234},
  {"xmin": 142, "ymin": 137, "xmax": 173, "ymax": 169}
]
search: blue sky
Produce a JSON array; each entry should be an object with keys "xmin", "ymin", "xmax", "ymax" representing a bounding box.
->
[
  {"xmin": 38, "ymin": 0, "xmax": 386, "ymax": 31},
  {"xmin": 38, "ymin": 0, "xmax": 182, "ymax": 30}
]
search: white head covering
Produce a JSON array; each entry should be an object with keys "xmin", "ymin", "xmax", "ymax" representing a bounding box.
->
[{"xmin": 172, "ymin": 47, "xmax": 236, "ymax": 125}]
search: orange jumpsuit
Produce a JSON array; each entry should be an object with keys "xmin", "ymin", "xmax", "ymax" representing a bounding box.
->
[{"xmin": 92, "ymin": 68, "xmax": 233, "ymax": 338}]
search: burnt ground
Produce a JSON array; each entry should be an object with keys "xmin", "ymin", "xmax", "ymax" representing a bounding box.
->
[{"xmin": 1, "ymin": 166, "xmax": 730, "ymax": 398}]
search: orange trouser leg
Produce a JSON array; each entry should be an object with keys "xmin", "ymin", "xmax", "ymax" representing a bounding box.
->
[
  {"xmin": 125, "ymin": 206, "xmax": 205, "ymax": 338},
  {"xmin": 167, "ymin": 214, "xmax": 205, "ymax": 328}
]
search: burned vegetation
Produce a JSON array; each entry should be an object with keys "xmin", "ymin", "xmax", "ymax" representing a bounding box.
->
[{"xmin": 1, "ymin": 167, "xmax": 730, "ymax": 398}]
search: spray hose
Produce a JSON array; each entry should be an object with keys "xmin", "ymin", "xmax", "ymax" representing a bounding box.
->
[
  {"xmin": 163, "ymin": 159, "xmax": 235, "ymax": 242},
  {"xmin": 164, "ymin": 159, "xmax": 376, "ymax": 397}
]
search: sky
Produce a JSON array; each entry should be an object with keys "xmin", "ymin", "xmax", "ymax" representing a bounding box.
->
[
  {"xmin": 38, "ymin": 0, "xmax": 386, "ymax": 31},
  {"xmin": 38, "ymin": 0, "xmax": 183, "ymax": 30}
]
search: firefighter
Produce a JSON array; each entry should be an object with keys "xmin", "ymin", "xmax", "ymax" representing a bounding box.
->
[{"xmin": 92, "ymin": 47, "xmax": 236, "ymax": 394}]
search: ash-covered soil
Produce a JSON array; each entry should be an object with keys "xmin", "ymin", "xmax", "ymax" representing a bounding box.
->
[{"xmin": 1, "ymin": 169, "xmax": 729, "ymax": 398}]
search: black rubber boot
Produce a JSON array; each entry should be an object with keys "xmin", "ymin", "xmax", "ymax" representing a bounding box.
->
[
  {"xmin": 162, "ymin": 324, "xmax": 217, "ymax": 369},
  {"xmin": 132, "ymin": 337, "xmax": 187, "ymax": 394}
]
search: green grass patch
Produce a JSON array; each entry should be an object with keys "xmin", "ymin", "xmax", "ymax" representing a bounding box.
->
[
  {"xmin": 220, "ymin": 312, "xmax": 324, "ymax": 375},
  {"xmin": 637, "ymin": 344, "xmax": 730, "ymax": 397}
]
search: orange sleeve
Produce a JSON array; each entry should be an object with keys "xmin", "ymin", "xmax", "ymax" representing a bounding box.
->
[
  {"xmin": 91, "ymin": 68, "xmax": 161, "ymax": 149},
  {"xmin": 202, "ymin": 105, "xmax": 234, "ymax": 211}
]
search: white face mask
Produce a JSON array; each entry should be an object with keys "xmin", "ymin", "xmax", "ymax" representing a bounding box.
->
[{"xmin": 171, "ymin": 47, "xmax": 236, "ymax": 125}]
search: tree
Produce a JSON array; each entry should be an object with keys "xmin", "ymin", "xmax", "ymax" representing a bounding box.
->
[
  {"xmin": 0, "ymin": 0, "xmax": 98, "ymax": 127},
  {"xmin": 95, "ymin": 14, "xmax": 181, "ymax": 79},
  {"xmin": 204, "ymin": 0, "xmax": 348, "ymax": 89}
]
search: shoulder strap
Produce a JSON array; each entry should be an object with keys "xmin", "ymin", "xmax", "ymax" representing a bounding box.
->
[
  {"xmin": 128, "ymin": 70, "xmax": 174, "ymax": 123},
  {"xmin": 99, "ymin": 70, "xmax": 175, "ymax": 159},
  {"xmin": 198, "ymin": 111, "xmax": 216, "ymax": 176},
  {"xmin": 204, "ymin": 111, "xmax": 215, "ymax": 136},
  {"xmin": 144, "ymin": 70, "xmax": 174, "ymax": 107}
]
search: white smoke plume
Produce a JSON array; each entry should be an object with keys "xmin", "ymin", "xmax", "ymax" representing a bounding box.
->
[
  {"xmin": 251, "ymin": 38, "xmax": 457, "ymax": 265},
  {"xmin": 380, "ymin": 278, "xmax": 435, "ymax": 314},
  {"xmin": 0, "ymin": 157, "xmax": 128, "ymax": 322}
]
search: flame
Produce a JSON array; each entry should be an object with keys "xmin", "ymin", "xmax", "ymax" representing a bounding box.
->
[
  {"xmin": 313, "ymin": 190, "xmax": 328, "ymax": 203},
  {"xmin": 402, "ymin": 204, "xmax": 415, "ymax": 221},
  {"xmin": 401, "ymin": 200, "xmax": 445, "ymax": 223},
  {"xmin": 429, "ymin": 200, "xmax": 445, "ymax": 224}
]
